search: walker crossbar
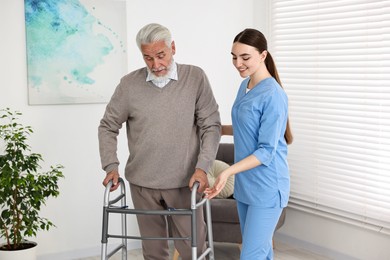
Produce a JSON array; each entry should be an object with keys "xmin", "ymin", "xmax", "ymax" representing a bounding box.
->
[{"xmin": 101, "ymin": 178, "xmax": 215, "ymax": 260}]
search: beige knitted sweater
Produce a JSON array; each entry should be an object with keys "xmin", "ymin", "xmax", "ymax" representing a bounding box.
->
[{"xmin": 98, "ymin": 64, "xmax": 221, "ymax": 189}]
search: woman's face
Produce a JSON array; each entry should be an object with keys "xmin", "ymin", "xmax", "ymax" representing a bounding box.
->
[{"xmin": 231, "ymin": 42, "xmax": 266, "ymax": 78}]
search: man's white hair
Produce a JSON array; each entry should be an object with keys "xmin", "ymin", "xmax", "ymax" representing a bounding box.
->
[{"xmin": 136, "ymin": 23, "xmax": 172, "ymax": 50}]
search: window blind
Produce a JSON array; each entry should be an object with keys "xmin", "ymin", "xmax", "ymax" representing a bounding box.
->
[{"xmin": 269, "ymin": 0, "xmax": 390, "ymax": 234}]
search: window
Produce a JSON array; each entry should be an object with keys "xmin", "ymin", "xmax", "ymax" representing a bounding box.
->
[{"xmin": 270, "ymin": 0, "xmax": 390, "ymax": 234}]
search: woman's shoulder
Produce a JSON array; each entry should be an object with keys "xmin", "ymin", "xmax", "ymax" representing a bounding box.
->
[{"xmin": 261, "ymin": 78, "xmax": 286, "ymax": 97}]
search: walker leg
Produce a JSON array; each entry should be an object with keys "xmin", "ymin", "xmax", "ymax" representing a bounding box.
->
[
  {"xmin": 101, "ymin": 243, "xmax": 108, "ymax": 260},
  {"xmin": 120, "ymin": 212, "xmax": 127, "ymax": 259},
  {"xmin": 205, "ymin": 200, "xmax": 214, "ymax": 260},
  {"xmin": 101, "ymin": 206, "xmax": 109, "ymax": 260},
  {"xmin": 121, "ymin": 184, "xmax": 127, "ymax": 260},
  {"xmin": 121, "ymin": 231, "xmax": 127, "ymax": 259},
  {"xmin": 192, "ymin": 247, "xmax": 197, "ymax": 260},
  {"xmin": 191, "ymin": 207, "xmax": 197, "ymax": 260}
]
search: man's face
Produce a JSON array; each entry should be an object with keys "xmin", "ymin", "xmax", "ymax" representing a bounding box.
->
[{"xmin": 141, "ymin": 40, "xmax": 176, "ymax": 77}]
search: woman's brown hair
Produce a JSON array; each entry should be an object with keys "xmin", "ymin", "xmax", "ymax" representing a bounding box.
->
[{"xmin": 234, "ymin": 29, "xmax": 293, "ymax": 144}]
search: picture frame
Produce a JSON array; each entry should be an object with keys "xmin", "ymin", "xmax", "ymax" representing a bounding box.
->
[{"xmin": 24, "ymin": 0, "xmax": 127, "ymax": 105}]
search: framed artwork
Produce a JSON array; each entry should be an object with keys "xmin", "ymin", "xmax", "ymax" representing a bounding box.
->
[{"xmin": 24, "ymin": 0, "xmax": 127, "ymax": 105}]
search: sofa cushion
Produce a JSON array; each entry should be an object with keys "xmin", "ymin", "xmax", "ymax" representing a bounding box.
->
[{"xmin": 207, "ymin": 160, "xmax": 234, "ymax": 199}]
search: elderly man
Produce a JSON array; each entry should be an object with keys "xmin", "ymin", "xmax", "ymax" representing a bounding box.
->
[{"xmin": 98, "ymin": 23, "xmax": 221, "ymax": 260}]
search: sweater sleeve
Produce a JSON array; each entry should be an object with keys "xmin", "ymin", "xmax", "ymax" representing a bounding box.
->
[
  {"xmin": 98, "ymin": 79, "xmax": 129, "ymax": 174},
  {"xmin": 194, "ymin": 69, "xmax": 221, "ymax": 173}
]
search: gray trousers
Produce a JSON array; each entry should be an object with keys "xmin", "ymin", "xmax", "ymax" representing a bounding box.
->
[{"xmin": 130, "ymin": 183, "xmax": 206, "ymax": 260}]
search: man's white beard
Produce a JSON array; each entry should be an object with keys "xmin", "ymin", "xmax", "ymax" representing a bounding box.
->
[{"xmin": 147, "ymin": 60, "xmax": 174, "ymax": 83}]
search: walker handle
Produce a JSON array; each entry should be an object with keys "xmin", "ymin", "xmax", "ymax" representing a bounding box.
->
[
  {"xmin": 192, "ymin": 181, "xmax": 200, "ymax": 192},
  {"xmin": 191, "ymin": 181, "xmax": 208, "ymax": 209},
  {"xmin": 103, "ymin": 178, "xmax": 126, "ymax": 207}
]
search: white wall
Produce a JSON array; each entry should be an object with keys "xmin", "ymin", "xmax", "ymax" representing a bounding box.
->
[{"xmin": 0, "ymin": 0, "xmax": 255, "ymax": 258}]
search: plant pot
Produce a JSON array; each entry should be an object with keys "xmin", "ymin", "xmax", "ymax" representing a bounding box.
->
[{"xmin": 0, "ymin": 241, "xmax": 37, "ymax": 260}]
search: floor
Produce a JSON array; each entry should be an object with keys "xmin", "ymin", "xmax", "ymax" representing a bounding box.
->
[{"xmin": 82, "ymin": 240, "xmax": 332, "ymax": 260}]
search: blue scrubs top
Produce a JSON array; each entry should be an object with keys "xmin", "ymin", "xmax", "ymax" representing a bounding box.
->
[{"xmin": 232, "ymin": 77, "xmax": 290, "ymax": 207}]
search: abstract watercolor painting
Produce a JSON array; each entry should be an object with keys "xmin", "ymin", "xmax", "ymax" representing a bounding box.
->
[{"xmin": 24, "ymin": 0, "xmax": 127, "ymax": 105}]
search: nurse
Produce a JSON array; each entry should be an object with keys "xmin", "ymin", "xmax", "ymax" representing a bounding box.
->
[{"xmin": 205, "ymin": 28, "xmax": 293, "ymax": 259}]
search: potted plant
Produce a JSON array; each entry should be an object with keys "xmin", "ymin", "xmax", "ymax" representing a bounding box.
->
[{"xmin": 0, "ymin": 108, "xmax": 64, "ymax": 260}]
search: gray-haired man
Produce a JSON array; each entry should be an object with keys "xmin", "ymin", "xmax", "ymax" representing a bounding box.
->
[{"xmin": 98, "ymin": 23, "xmax": 221, "ymax": 259}]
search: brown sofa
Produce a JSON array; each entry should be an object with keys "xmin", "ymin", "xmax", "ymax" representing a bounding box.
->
[{"xmin": 208, "ymin": 143, "xmax": 286, "ymax": 244}]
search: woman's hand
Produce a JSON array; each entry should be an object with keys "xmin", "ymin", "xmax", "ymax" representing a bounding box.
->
[
  {"xmin": 204, "ymin": 170, "xmax": 230, "ymax": 199},
  {"xmin": 205, "ymin": 155, "xmax": 262, "ymax": 199}
]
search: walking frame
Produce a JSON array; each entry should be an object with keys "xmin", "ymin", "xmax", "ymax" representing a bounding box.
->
[{"xmin": 101, "ymin": 178, "xmax": 215, "ymax": 260}]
